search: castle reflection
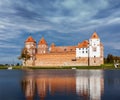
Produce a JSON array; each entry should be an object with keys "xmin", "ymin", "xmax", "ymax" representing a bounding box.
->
[{"xmin": 21, "ymin": 70, "xmax": 104, "ymax": 100}]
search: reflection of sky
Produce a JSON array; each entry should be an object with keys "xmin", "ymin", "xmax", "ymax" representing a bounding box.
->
[
  {"xmin": 0, "ymin": 0, "xmax": 120, "ymax": 64},
  {"xmin": 104, "ymin": 70, "xmax": 120, "ymax": 100},
  {"xmin": 22, "ymin": 70, "xmax": 104, "ymax": 100}
]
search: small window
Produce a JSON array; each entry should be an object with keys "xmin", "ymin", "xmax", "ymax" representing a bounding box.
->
[
  {"xmin": 93, "ymin": 47, "xmax": 96, "ymax": 52},
  {"xmin": 70, "ymin": 49, "xmax": 72, "ymax": 51},
  {"xmin": 82, "ymin": 51, "xmax": 84, "ymax": 53},
  {"xmin": 64, "ymin": 49, "xmax": 66, "ymax": 51},
  {"xmin": 86, "ymin": 51, "xmax": 87, "ymax": 53},
  {"xmin": 94, "ymin": 56, "xmax": 96, "ymax": 58},
  {"xmin": 72, "ymin": 59, "xmax": 76, "ymax": 61},
  {"xmin": 94, "ymin": 60, "xmax": 96, "ymax": 63}
]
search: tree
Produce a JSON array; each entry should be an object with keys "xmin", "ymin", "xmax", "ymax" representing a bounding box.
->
[
  {"xmin": 105, "ymin": 54, "xmax": 120, "ymax": 64},
  {"xmin": 106, "ymin": 54, "xmax": 113, "ymax": 63},
  {"xmin": 16, "ymin": 63, "xmax": 20, "ymax": 66},
  {"xmin": 18, "ymin": 48, "xmax": 31, "ymax": 66}
]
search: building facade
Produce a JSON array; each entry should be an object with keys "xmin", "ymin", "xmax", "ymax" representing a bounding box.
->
[{"xmin": 23, "ymin": 32, "xmax": 104, "ymax": 67}]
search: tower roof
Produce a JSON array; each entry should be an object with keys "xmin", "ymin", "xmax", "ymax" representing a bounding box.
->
[
  {"xmin": 38, "ymin": 37, "xmax": 47, "ymax": 45},
  {"xmin": 90, "ymin": 32, "xmax": 99, "ymax": 39},
  {"xmin": 25, "ymin": 36, "xmax": 36, "ymax": 43}
]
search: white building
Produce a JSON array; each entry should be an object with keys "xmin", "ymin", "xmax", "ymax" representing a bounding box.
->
[{"xmin": 76, "ymin": 32, "xmax": 104, "ymax": 66}]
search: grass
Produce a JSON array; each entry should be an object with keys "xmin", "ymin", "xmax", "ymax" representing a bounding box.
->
[
  {"xmin": 22, "ymin": 64, "xmax": 119, "ymax": 70},
  {"xmin": 0, "ymin": 63, "xmax": 119, "ymax": 70},
  {"xmin": 0, "ymin": 66, "xmax": 22, "ymax": 69}
]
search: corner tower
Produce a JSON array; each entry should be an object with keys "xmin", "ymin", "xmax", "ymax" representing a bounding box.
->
[
  {"xmin": 24, "ymin": 36, "xmax": 36, "ymax": 66},
  {"xmin": 25, "ymin": 36, "xmax": 36, "ymax": 56},
  {"xmin": 88, "ymin": 32, "xmax": 103, "ymax": 66},
  {"xmin": 37, "ymin": 37, "xmax": 48, "ymax": 54}
]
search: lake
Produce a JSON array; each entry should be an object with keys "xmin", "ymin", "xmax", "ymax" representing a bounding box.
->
[{"xmin": 0, "ymin": 69, "xmax": 120, "ymax": 100}]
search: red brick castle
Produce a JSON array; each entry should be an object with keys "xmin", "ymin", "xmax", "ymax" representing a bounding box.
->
[{"xmin": 23, "ymin": 32, "xmax": 104, "ymax": 67}]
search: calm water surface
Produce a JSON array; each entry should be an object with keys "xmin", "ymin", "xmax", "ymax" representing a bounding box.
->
[{"xmin": 0, "ymin": 69, "xmax": 120, "ymax": 100}]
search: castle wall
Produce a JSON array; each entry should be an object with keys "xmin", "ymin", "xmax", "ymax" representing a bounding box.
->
[
  {"xmin": 50, "ymin": 46, "xmax": 76, "ymax": 53},
  {"xmin": 34, "ymin": 53, "xmax": 88, "ymax": 67},
  {"xmin": 100, "ymin": 44, "xmax": 104, "ymax": 65},
  {"xmin": 89, "ymin": 57, "xmax": 102, "ymax": 66}
]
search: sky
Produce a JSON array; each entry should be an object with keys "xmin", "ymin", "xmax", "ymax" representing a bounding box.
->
[{"xmin": 0, "ymin": 0, "xmax": 120, "ymax": 64}]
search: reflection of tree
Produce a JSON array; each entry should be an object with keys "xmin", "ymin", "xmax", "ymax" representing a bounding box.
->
[{"xmin": 21, "ymin": 78, "xmax": 36, "ymax": 100}]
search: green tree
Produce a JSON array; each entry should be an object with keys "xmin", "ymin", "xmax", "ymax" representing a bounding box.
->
[
  {"xmin": 106, "ymin": 54, "xmax": 113, "ymax": 63},
  {"xmin": 18, "ymin": 48, "xmax": 30, "ymax": 66},
  {"xmin": 106, "ymin": 54, "xmax": 120, "ymax": 64}
]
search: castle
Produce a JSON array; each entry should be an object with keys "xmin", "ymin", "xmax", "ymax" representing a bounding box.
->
[{"xmin": 23, "ymin": 32, "xmax": 104, "ymax": 67}]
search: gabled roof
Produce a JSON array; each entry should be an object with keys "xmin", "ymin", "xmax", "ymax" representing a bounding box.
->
[
  {"xmin": 90, "ymin": 32, "xmax": 99, "ymax": 39},
  {"xmin": 38, "ymin": 37, "xmax": 47, "ymax": 45},
  {"xmin": 25, "ymin": 36, "xmax": 36, "ymax": 43},
  {"xmin": 78, "ymin": 40, "xmax": 89, "ymax": 48}
]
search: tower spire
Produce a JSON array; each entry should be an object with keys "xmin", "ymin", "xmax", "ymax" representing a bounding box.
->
[{"xmin": 90, "ymin": 31, "xmax": 99, "ymax": 39}]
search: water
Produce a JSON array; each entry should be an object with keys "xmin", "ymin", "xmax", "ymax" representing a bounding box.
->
[{"xmin": 0, "ymin": 69, "xmax": 120, "ymax": 100}]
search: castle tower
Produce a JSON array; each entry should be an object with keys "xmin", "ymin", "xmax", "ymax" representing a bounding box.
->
[
  {"xmin": 49, "ymin": 43, "xmax": 55, "ymax": 53},
  {"xmin": 88, "ymin": 32, "xmax": 103, "ymax": 66},
  {"xmin": 25, "ymin": 36, "xmax": 36, "ymax": 56},
  {"xmin": 37, "ymin": 37, "xmax": 48, "ymax": 54},
  {"xmin": 24, "ymin": 36, "xmax": 36, "ymax": 66}
]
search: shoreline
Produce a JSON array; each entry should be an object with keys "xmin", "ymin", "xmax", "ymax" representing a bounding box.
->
[{"xmin": 0, "ymin": 64, "xmax": 119, "ymax": 70}]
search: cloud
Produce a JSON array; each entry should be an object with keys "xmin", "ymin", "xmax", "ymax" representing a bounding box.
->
[
  {"xmin": 0, "ymin": 0, "xmax": 120, "ymax": 63},
  {"xmin": 105, "ymin": 42, "xmax": 120, "ymax": 50}
]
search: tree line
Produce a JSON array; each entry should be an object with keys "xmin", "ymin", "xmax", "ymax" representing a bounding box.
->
[{"xmin": 104, "ymin": 54, "xmax": 120, "ymax": 64}]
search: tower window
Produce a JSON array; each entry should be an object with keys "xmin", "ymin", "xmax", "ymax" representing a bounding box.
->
[
  {"xmin": 93, "ymin": 47, "xmax": 96, "ymax": 52},
  {"xmin": 94, "ymin": 56, "xmax": 96, "ymax": 58},
  {"xmin": 86, "ymin": 51, "xmax": 87, "ymax": 53}
]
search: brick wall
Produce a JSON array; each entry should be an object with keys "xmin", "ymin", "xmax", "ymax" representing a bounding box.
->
[{"xmin": 33, "ymin": 53, "xmax": 88, "ymax": 67}]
